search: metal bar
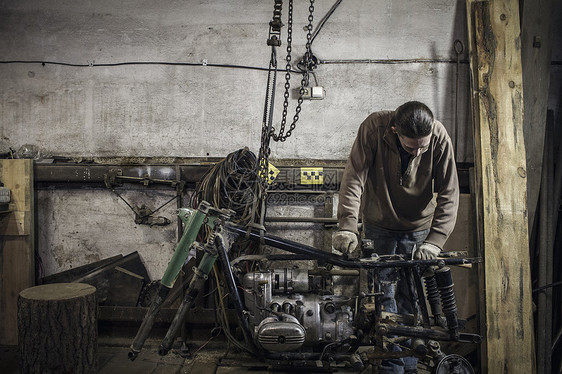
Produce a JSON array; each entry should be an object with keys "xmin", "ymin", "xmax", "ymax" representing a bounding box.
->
[
  {"xmin": 215, "ymin": 234, "xmax": 255, "ymax": 352},
  {"xmin": 266, "ymin": 216, "xmax": 338, "ymax": 223},
  {"xmin": 411, "ymin": 267, "xmax": 432, "ymax": 327},
  {"xmin": 378, "ymin": 323, "xmax": 481, "ymax": 344},
  {"xmin": 225, "ymin": 224, "xmax": 481, "ymax": 269},
  {"xmin": 158, "ymin": 251, "xmax": 218, "ymax": 356},
  {"xmin": 34, "ymin": 164, "xmax": 209, "ymax": 184},
  {"xmin": 128, "ymin": 282, "xmax": 170, "ymax": 361},
  {"xmin": 33, "ymin": 163, "xmax": 472, "ymax": 192},
  {"xmin": 161, "ymin": 207, "xmax": 206, "ymax": 288}
]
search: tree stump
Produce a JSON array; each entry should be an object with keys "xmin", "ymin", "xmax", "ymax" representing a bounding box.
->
[{"xmin": 17, "ymin": 283, "xmax": 98, "ymax": 374}]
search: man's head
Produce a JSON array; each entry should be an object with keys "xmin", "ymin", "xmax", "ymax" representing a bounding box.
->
[
  {"xmin": 392, "ymin": 101, "xmax": 434, "ymax": 138},
  {"xmin": 391, "ymin": 101, "xmax": 434, "ymax": 156}
]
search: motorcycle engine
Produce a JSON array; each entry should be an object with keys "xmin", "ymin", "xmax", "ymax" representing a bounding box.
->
[{"xmin": 242, "ymin": 268, "xmax": 356, "ymax": 353}]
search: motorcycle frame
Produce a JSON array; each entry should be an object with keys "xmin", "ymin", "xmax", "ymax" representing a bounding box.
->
[{"xmin": 129, "ymin": 201, "xmax": 482, "ymax": 371}]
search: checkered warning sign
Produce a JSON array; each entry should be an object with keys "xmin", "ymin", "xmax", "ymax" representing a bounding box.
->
[
  {"xmin": 268, "ymin": 163, "xmax": 280, "ymax": 184},
  {"xmin": 300, "ymin": 167, "xmax": 323, "ymax": 185}
]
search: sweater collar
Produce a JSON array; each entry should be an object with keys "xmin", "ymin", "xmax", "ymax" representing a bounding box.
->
[{"xmin": 383, "ymin": 115, "xmax": 400, "ymax": 153}]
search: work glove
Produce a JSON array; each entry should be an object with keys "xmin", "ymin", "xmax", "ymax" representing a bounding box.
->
[
  {"xmin": 413, "ymin": 242, "xmax": 442, "ymax": 260},
  {"xmin": 333, "ymin": 230, "xmax": 359, "ymax": 254}
]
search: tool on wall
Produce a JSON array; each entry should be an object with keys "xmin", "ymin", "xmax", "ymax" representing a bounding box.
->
[
  {"xmin": 453, "ymin": 39, "xmax": 464, "ymax": 161},
  {"xmin": 104, "ymin": 168, "xmax": 185, "ymax": 226}
]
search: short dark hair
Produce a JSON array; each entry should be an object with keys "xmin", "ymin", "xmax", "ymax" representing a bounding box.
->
[{"xmin": 393, "ymin": 101, "xmax": 434, "ymax": 138}]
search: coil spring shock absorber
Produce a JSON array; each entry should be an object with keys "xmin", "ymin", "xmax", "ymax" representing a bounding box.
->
[
  {"xmin": 434, "ymin": 267, "xmax": 459, "ymax": 336},
  {"xmin": 423, "ymin": 270, "xmax": 442, "ymax": 320}
]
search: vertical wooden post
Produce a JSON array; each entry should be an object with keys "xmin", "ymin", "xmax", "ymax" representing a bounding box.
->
[
  {"xmin": 465, "ymin": 0, "xmax": 536, "ymax": 373},
  {"xmin": 520, "ymin": 0, "xmax": 556, "ymax": 234},
  {"xmin": 0, "ymin": 159, "xmax": 35, "ymax": 345}
]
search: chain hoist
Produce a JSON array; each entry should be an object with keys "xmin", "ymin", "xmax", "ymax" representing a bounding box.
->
[
  {"xmin": 258, "ymin": 0, "xmax": 281, "ymax": 191},
  {"xmin": 258, "ymin": 0, "xmax": 316, "ymax": 187},
  {"xmin": 271, "ymin": 0, "xmax": 315, "ymax": 143},
  {"xmin": 255, "ymin": 0, "xmax": 315, "ymax": 239}
]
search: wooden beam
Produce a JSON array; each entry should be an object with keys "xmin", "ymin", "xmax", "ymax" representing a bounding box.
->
[
  {"xmin": 465, "ymin": 1, "xmax": 535, "ymax": 373},
  {"xmin": 0, "ymin": 159, "xmax": 35, "ymax": 345}
]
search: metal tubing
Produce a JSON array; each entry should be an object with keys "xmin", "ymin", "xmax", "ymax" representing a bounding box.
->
[
  {"xmin": 128, "ymin": 282, "xmax": 170, "ymax": 361},
  {"xmin": 265, "ymin": 216, "xmax": 338, "ymax": 223},
  {"xmin": 225, "ymin": 224, "xmax": 479, "ymax": 269},
  {"xmin": 410, "ymin": 267, "xmax": 431, "ymax": 327},
  {"xmin": 377, "ymin": 323, "xmax": 481, "ymax": 344},
  {"xmin": 161, "ymin": 207, "xmax": 206, "ymax": 287},
  {"xmin": 214, "ymin": 234, "xmax": 255, "ymax": 352},
  {"xmin": 130, "ymin": 204, "xmax": 208, "ymax": 360},
  {"xmin": 34, "ymin": 164, "xmax": 208, "ymax": 184},
  {"xmin": 159, "ymin": 251, "xmax": 218, "ymax": 356}
]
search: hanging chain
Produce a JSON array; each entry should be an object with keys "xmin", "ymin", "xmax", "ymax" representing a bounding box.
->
[
  {"xmin": 258, "ymin": 0, "xmax": 284, "ymax": 187},
  {"xmin": 258, "ymin": 0, "xmax": 315, "ymax": 190},
  {"xmin": 271, "ymin": 0, "xmax": 315, "ymax": 142}
]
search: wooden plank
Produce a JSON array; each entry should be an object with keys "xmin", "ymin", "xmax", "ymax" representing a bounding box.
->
[
  {"xmin": 0, "ymin": 159, "xmax": 35, "ymax": 345},
  {"xmin": 520, "ymin": 0, "xmax": 556, "ymax": 234},
  {"xmin": 0, "ymin": 160, "xmax": 33, "ymax": 235},
  {"xmin": 465, "ymin": 1, "xmax": 535, "ymax": 373}
]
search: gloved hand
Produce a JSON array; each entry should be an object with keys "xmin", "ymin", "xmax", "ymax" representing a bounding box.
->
[
  {"xmin": 333, "ymin": 230, "xmax": 359, "ymax": 253},
  {"xmin": 413, "ymin": 242, "xmax": 442, "ymax": 260}
]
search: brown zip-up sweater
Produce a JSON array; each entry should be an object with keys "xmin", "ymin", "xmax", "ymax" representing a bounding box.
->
[{"xmin": 337, "ymin": 111, "xmax": 459, "ymax": 248}]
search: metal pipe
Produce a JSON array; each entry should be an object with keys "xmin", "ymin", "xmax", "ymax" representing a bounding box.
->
[
  {"xmin": 225, "ymin": 223, "xmax": 480, "ymax": 269},
  {"xmin": 161, "ymin": 207, "xmax": 206, "ymax": 288},
  {"xmin": 158, "ymin": 251, "xmax": 218, "ymax": 356},
  {"xmin": 33, "ymin": 163, "xmax": 472, "ymax": 193},
  {"xmin": 129, "ymin": 203, "xmax": 208, "ymax": 360},
  {"xmin": 214, "ymin": 234, "xmax": 255, "ymax": 352},
  {"xmin": 34, "ymin": 164, "xmax": 209, "ymax": 184},
  {"xmin": 377, "ymin": 323, "xmax": 481, "ymax": 344},
  {"xmin": 128, "ymin": 282, "xmax": 170, "ymax": 361},
  {"xmin": 265, "ymin": 216, "xmax": 338, "ymax": 223}
]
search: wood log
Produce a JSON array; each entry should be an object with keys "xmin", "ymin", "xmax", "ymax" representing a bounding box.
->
[{"xmin": 17, "ymin": 283, "xmax": 98, "ymax": 374}]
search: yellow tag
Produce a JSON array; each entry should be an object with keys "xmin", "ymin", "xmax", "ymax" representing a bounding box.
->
[
  {"xmin": 268, "ymin": 163, "xmax": 280, "ymax": 184},
  {"xmin": 300, "ymin": 167, "xmax": 323, "ymax": 185}
]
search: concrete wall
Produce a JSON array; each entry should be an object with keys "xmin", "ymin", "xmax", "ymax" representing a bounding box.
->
[
  {"xmin": 0, "ymin": 0, "xmax": 559, "ymax": 280},
  {"xmin": 1, "ymin": 0, "xmax": 471, "ymax": 162}
]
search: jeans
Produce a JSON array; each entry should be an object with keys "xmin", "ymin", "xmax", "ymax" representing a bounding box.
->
[{"xmin": 363, "ymin": 224, "xmax": 429, "ymax": 374}]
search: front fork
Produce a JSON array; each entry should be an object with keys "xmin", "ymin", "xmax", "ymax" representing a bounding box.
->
[{"xmin": 129, "ymin": 201, "xmax": 239, "ymax": 361}]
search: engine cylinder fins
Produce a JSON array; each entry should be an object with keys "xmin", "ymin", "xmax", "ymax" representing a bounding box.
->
[
  {"xmin": 256, "ymin": 319, "xmax": 306, "ymax": 352},
  {"xmin": 282, "ymin": 302, "xmax": 294, "ymax": 314}
]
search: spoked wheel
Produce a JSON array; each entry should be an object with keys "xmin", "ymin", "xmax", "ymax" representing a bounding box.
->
[{"xmin": 434, "ymin": 354, "xmax": 474, "ymax": 374}]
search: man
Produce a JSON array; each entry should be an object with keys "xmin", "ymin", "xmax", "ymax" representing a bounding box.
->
[{"xmin": 333, "ymin": 101, "xmax": 459, "ymax": 373}]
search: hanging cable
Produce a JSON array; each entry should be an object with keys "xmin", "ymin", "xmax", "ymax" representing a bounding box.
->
[
  {"xmin": 309, "ymin": 0, "xmax": 343, "ymax": 47},
  {"xmin": 191, "ymin": 147, "xmax": 260, "ymax": 226},
  {"xmin": 0, "ymin": 59, "xmax": 302, "ymax": 73}
]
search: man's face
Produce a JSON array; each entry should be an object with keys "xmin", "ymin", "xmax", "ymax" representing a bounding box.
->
[{"xmin": 391, "ymin": 126, "xmax": 431, "ymax": 157}]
